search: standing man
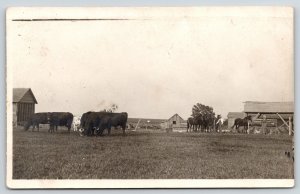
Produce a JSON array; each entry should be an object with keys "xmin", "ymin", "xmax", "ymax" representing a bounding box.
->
[
  {"xmin": 261, "ymin": 114, "xmax": 267, "ymax": 134},
  {"xmin": 216, "ymin": 115, "xmax": 224, "ymax": 133}
]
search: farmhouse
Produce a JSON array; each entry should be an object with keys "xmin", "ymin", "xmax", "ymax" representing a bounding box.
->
[
  {"xmin": 227, "ymin": 112, "xmax": 246, "ymax": 129},
  {"xmin": 161, "ymin": 113, "xmax": 187, "ymax": 132},
  {"xmin": 13, "ymin": 88, "xmax": 38, "ymax": 126},
  {"xmin": 243, "ymin": 101, "xmax": 294, "ymax": 135}
]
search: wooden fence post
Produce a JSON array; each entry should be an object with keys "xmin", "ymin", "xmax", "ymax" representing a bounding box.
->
[
  {"xmin": 134, "ymin": 119, "xmax": 141, "ymax": 131},
  {"xmin": 247, "ymin": 121, "xmax": 250, "ymax": 134},
  {"xmin": 289, "ymin": 117, "xmax": 292, "ymax": 136}
]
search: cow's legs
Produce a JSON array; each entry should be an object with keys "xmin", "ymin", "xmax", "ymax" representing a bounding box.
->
[
  {"xmin": 122, "ymin": 124, "xmax": 126, "ymax": 136},
  {"xmin": 95, "ymin": 126, "xmax": 103, "ymax": 136}
]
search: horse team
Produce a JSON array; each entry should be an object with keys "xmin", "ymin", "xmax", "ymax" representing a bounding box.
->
[
  {"xmin": 187, "ymin": 115, "xmax": 253, "ymax": 133},
  {"xmin": 24, "ymin": 111, "xmax": 128, "ymax": 136},
  {"xmin": 187, "ymin": 116, "xmax": 215, "ymax": 133}
]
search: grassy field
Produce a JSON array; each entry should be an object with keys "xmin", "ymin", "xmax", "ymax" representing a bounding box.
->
[{"xmin": 13, "ymin": 126, "xmax": 294, "ymax": 179}]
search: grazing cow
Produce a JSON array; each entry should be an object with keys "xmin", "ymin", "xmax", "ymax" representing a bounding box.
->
[
  {"xmin": 80, "ymin": 112, "xmax": 93, "ymax": 129},
  {"xmin": 231, "ymin": 115, "xmax": 252, "ymax": 133},
  {"xmin": 105, "ymin": 112, "xmax": 128, "ymax": 135},
  {"xmin": 49, "ymin": 112, "xmax": 73, "ymax": 133},
  {"xmin": 81, "ymin": 112, "xmax": 128, "ymax": 136},
  {"xmin": 94, "ymin": 112, "xmax": 128, "ymax": 136},
  {"xmin": 81, "ymin": 111, "xmax": 103, "ymax": 136},
  {"xmin": 24, "ymin": 112, "xmax": 50, "ymax": 131}
]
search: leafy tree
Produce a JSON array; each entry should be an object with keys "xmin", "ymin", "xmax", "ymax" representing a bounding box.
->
[
  {"xmin": 101, "ymin": 104, "xmax": 118, "ymax": 113},
  {"xmin": 191, "ymin": 103, "xmax": 215, "ymax": 120}
]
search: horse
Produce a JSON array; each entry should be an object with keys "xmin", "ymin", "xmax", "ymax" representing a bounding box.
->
[
  {"xmin": 231, "ymin": 115, "xmax": 252, "ymax": 133},
  {"xmin": 187, "ymin": 117, "xmax": 195, "ymax": 132},
  {"xmin": 187, "ymin": 116, "xmax": 204, "ymax": 132}
]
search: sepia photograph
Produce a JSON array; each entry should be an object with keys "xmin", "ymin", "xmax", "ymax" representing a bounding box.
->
[{"xmin": 6, "ymin": 7, "xmax": 294, "ymax": 188}]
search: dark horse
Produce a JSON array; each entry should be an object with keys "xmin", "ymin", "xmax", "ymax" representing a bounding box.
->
[
  {"xmin": 187, "ymin": 116, "xmax": 204, "ymax": 132},
  {"xmin": 231, "ymin": 115, "xmax": 252, "ymax": 133},
  {"xmin": 187, "ymin": 117, "xmax": 195, "ymax": 132}
]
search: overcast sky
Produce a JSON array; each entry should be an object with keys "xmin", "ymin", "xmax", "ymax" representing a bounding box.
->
[{"xmin": 8, "ymin": 7, "xmax": 294, "ymax": 119}]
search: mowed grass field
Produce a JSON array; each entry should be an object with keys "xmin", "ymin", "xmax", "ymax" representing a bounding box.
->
[{"xmin": 13, "ymin": 126, "xmax": 294, "ymax": 179}]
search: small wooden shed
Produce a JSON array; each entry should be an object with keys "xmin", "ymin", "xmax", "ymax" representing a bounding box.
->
[
  {"xmin": 13, "ymin": 88, "xmax": 38, "ymax": 126},
  {"xmin": 163, "ymin": 113, "xmax": 186, "ymax": 132}
]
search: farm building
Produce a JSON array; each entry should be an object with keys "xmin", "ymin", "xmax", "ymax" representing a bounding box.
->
[
  {"xmin": 161, "ymin": 113, "xmax": 187, "ymax": 132},
  {"xmin": 243, "ymin": 101, "xmax": 294, "ymax": 135},
  {"xmin": 13, "ymin": 88, "xmax": 38, "ymax": 126},
  {"xmin": 227, "ymin": 112, "xmax": 246, "ymax": 130}
]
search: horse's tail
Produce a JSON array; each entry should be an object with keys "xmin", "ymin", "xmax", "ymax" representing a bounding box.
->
[{"xmin": 231, "ymin": 119, "xmax": 236, "ymax": 129}]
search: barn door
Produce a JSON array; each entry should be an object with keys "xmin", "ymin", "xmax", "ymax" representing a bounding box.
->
[{"xmin": 17, "ymin": 103, "xmax": 34, "ymax": 123}]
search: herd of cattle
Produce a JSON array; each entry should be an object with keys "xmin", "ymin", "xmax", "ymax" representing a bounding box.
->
[
  {"xmin": 24, "ymin": 111, "xmax": 255, "ymax": 136},
  {"xmin": 24, "ymin": 111, "xmax": 128, "ymax": 136}
]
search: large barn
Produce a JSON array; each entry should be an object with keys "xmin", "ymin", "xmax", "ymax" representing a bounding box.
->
[
  {"xmin": 161, "ymin": 113, "xmax": 187, "ymax": 132},
  {"xmin": 244, "ymin": 101, "xmax": 294, "ymax": 135},
  {"xmin": 13, "ymin": 88, "xmax": 38, "ymax": 126}
]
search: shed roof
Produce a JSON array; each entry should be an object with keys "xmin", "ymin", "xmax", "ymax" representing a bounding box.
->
[
  {"xmin": 247, "ymin": 113, "xmax": 293, "ymax": 120},
  {"xmin": 227, "ymin": 112, "xmax": 246, "ymax": 118},
  {"xmin": 13, "ymin": 88, "xmax": 38, "ymax": 104},
  {"xmin": 168, "ymin": 113, "xmax": 185, "ymax": 122},
  {"xmin": 244, "ymin": 101, "xmax": 294, "ymax": 113}
]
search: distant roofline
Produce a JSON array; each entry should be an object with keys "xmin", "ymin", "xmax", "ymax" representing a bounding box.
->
[
  {"xmin": 244, "ymin": 111, "xmax": 294, "ymax": 114},
  {"xmin": 168, "ymin": 113, "xmax": 185, "ymax": 121},
  {"xmin": 243, "ymin": 101, "xmax": 294, "ymax": 104}
]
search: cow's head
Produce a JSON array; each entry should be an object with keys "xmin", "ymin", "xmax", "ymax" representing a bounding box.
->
[
  {"xmin": 78, "ymin": 127, "xmax": 85, "ymax": 136},
  {"xmin": 24, "ymin": 120, "xmax": 31, "ymax": 131}
]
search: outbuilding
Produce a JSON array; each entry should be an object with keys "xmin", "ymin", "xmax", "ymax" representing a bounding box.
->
[
  {"xmin": 243, "ymin": 101, "xmax": 294, "ymax": 135},
  {"xmin": 162, "ymin": 113, "xmax": 187, "ymax": 132},
  {"xmin": 13, "ymin": 88, "xmax": 38, "ymax": 126}
]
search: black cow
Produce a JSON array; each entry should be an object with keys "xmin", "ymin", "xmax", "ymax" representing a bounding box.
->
[
  {"xmin": 81, "ymin": 112, "xmax": 128, "ymax": 136},
  {"xmin": 24, "ymin": 112, "xmax": 50, "ymax": 131},
  {"xmin": 79, "ymin": 111, "xmax": 94, "ymax": 133},
  {"xmin": 49, "ymin": 112, "xmax": 73, "ymax": 133},
  {"xmin": 81, "ymin": 112, "xmax": 103, "ymax": 136},
  {"xmin": 101, "ymin": 112, "xmax": 128, "ymax": 135}
]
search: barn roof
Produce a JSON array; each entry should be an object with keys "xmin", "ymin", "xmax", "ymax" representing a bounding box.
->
[
  {"xmin": 167, "ymin": 113, "xmax": 185, "ymax": 122},
  {"xmin": 227, "ymin": 112, "xmax": 246, "ymax": 118},
  {"xmin": 247, "ymin": 113, "xmax": 293, "ymax": 120},
  {"xmin": 13, "ymin": 88, "xmax": 38, "ymax": 104},
  {"xmin": 244, "ymin": 101, "xmax": 294, "ymax": 113}
]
